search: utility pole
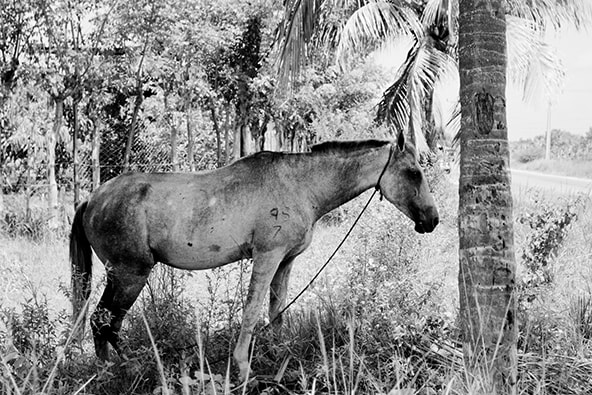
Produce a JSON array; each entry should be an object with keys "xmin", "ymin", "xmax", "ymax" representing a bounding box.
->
[{"xmin": 545, "ymin": 102, "xmax": 552, "ymax": 160}]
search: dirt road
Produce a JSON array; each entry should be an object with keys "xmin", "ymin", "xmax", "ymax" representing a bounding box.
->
[{"xmin": 511, "ymin": 169, "xmax": 592, "ymax": 196}]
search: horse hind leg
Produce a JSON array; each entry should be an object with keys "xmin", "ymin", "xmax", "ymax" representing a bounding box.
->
[
  {"xmin": 234, "ymin": 249, "xmax": 285, "ymax": 381},
  {"xmin": 269, "ymin": 256, "xmax": 295, "ymax": 330},
  {"xmin": 92, "ymin": 263, "xmax": 152, "ymax": 360}
]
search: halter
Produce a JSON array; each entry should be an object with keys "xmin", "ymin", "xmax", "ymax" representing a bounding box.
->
[{"xmin": 375, "ymin": 143, "xmax": 395, "ymax": 201}]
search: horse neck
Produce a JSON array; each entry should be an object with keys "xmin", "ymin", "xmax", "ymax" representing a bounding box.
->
[{"xmin": 304, "ymin": 146, "xmax": 390, "ymax": 219}]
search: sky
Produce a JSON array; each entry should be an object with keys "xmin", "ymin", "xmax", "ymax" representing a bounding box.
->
[
  {"xmin": 507, "ymin": 29, "xmax": 592, "ymax": 140},
  {"xmin": 374, "ymin": 28, "xmax": 592, "ymax": 142}
]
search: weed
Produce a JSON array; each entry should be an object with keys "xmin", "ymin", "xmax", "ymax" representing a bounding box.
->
[
  {"xmin": 518, "ymin": 193, "xmax": 580, "ymax": 294},
  {"xmin": 568, "ymin": 290, "xmax": 592, "ymax": 349},
  {"xmin": 2, "ymin": 209, "xmax": 48, "ymax": 241}
]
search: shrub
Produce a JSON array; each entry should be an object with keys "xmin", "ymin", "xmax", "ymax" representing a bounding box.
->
[
  {"xmin": 124, "ymin": 266, "xmax": 200, "ymax": 361},
  {"xmin": 518, "ymin": 194, "xmax": 580, "ymax": 291},
  {"xmin": 0, "ymin": 290, "xmax": 70, "ymax": 392},
  {"xmin": 569, "ymin": 291, "xmax": 592, "ymax": 346},
  {"xmin": 516, "ymin": 194, "xmax": 583, "ymax": 355},
  {"xmin": 2, "ymin": 208, "xmax": 48, "ymax": 240},
  {"xmin": 514, "ymin": 146, "xmax": 544, "ymax": 163}
]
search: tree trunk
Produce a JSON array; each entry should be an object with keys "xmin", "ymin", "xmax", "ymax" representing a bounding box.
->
[
  {"xmin": 185, "ymin": 99, "xmax": 195, "ymax": 172},
  {"xmin": 170, "ymin": 123, "xmax": 178, "ymax": 172},
  {"xmin": 123, "ymin": 80, "xmax": 143, "ymax": 171},
  {"xmin": 47, "ymin": 97, "xmax": 63, "ymax": 230},
  {"xmin": 277, "ymin": 124, "xmax": 285, "ymax": 152},
  {"xmin": 458, "ymin": 0, "xmax": 517, "ymax": 393},
  {"xmin": 91, "ymin": 115, "xmax": 101, "ymax": 191},
  {"xmin": 208, "ymin": 99, "xmax": 222, "ymax": 167},
  {"xmin": 234, "ymin": 100, "xmax": 253, "ymax": 159},
  {"xmin": 0, "ymin": 177, "xmax": 4, "ymax": 215},
  {"xmin": 0, "ymin": 164, "xmax": 4, "ymax": 216},
  {"xmin": 545, "ymin": 102, "xmax": 552, "ymax": 160},
  {"xmin": 240, "ymin": 123, "xmax": 252, "ymax": 157},
  {"xmin": 72, "ymin": 98, "xmax": 81, "ymax": 208},
  {"xmin": 224, "ymin": 106, "xmax": 231, "ymax": 164},
  {"xmin": 25, "ymin": 150, "xmax": 34, "ymax": 222},
  {"xmin": 422, "ymin": 93, "xmax": 440, "ymax": 151},
  {"xmin": 164, "ymin": 93, "xmax": 179, "ymax": 172},
  {"xmin": 232, "ymin": 118, "xmax": 242, "ymax": 162}
]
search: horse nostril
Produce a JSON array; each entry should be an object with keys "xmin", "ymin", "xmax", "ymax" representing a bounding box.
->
[{"xmin": 432, "ymin": 216, "xmax": 439, "ymax": 228}]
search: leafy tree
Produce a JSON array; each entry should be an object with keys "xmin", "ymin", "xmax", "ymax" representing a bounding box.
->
[
  {"xmin": 0, "ymin": 0, "xmax": 45, "ymax": 213},
  {"xmin": 203, "ymin": 9, "xmax": 276, "ymax": 158},
  {"xmin": 21, "ymin": 0, "xmax": 108, "ymax": 223}
]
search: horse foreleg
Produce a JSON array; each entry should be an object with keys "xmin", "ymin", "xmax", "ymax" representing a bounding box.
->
[
  {"xmin": 234, "ymin": 250, "xmax": 284, "ymax": 382},
  {"xmin": 92, "ymin": 264, "xmax": 152, "ymax": 360},
  {"xmin": 269, "ymin": 256, "xmax": 295, "ymax": 331}
]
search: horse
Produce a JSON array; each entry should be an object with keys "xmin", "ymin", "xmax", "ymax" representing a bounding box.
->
[{"xmin": 70, "ymin": 133, "xmax": 439, "ymax": 381}]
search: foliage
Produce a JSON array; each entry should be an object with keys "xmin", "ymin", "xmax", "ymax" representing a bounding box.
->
[
  {"xmin": 125, "ymin": 267, "xmax": 199, "ymax": 364},
  {"xmin": 274, "ymin": 61, "xmax": 391, "ymax": 153},
  {"xmin": 2, "ymin": 208, "xmax": 48, "ymax": 241},
  {"xmin": 518, "ymin": 194, "xmax": 580, "ymax": 291},
  {"xmin": 514, "ymin": 194, "xmax": 590, "ymax": 363},
  {"xmin": 569, "ymin": 291, "xmax": 592, "ymax": 344},
  {"xmin": 511, "ymin": 129, "xmax": 592, "ymax": 163},
  {"xmin": 0, "ymin": 192, "xmax": 71, "ymax": 240},
  {"xmin": 0, "ymin": 290, "xmax": 71, "ymax": 393},
  {"xmin": 513, "ymin": 145, "xmax": 544, "ymax": 164}
]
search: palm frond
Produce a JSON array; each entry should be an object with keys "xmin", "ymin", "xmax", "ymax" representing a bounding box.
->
[
  {"xmin": 421, "ymin": 0, "xmax": 448, "ymax": 27},
  {"xmin": 335, "ymin": 1, "xmax": 422, "ymax": 66},
  {"xmin": 375, "ymin": 43, "xmax": 414, "ymax": 141},
  {"xmin": 375, "ymin": 35, "xmax": 456, "ymax": 151},
  {"xmin": 507, "ymin": 15, "xmax": 565, "ymax": 104},
  {"xmin": 449, "ymin": 101, "xmax": 462, "ymax": 147},
  {"xmin": 506, "ymin": 0, "xmax": 592, "ymax": 31},
  {"xmin": 274, "ymin": 0, "xmax": 324, "ymax": 88}
]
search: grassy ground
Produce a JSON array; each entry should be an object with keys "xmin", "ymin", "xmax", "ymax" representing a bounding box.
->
[{"xmin": 1, "ymin": 171, "xmax": 592, "ymax": 394}]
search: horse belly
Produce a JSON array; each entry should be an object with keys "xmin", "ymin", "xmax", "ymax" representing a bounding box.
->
[{"xmin": 153, "ymin": 231, "xmax": 251, "ymax": 270}]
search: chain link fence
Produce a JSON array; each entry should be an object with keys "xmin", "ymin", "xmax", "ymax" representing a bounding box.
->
[{"xmin": 0, "ymin": 118, "xmax": 223, "ymax": 238}]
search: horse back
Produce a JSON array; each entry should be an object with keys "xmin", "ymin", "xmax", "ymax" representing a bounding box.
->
[{"xmin": 83, "ymin": 163, "xmax": 315, "ymax": 270}]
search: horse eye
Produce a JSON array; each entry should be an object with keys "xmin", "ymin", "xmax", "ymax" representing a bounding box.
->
[{"xmin": 407, "ymin": 169, "xmax": 422, "ymax": 180}]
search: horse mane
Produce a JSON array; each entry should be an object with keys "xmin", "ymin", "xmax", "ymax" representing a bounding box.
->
[{"xmin": 310, "ymin": 139, "xmax": 390, "ymax": 154}]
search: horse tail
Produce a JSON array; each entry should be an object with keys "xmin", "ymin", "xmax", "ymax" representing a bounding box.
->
[{"xmin": 70, "ymin": 201, "xmax": 92, "ymax": 326}]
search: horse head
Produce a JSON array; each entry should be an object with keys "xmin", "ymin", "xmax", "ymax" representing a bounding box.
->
[{"xmin": 378, "ymin": 132, "xmax": 440, "ymax": 234}]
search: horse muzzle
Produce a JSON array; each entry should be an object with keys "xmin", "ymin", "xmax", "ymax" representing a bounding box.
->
[{"xmin": 413, "ymin": 207, "xmax": 439, "ymax": 234}]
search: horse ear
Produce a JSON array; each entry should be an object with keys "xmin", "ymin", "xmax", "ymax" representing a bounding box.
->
[{"xmin": 396, "ymin": 130, "xmax": 406, "ymax": 151}]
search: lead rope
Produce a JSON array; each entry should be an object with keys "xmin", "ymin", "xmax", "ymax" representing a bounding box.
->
[
  {"xmin": 184, "ymin": 144, "xmax": 395, "ymax": 370},
  {"xmin": 265, "ymin": 144, "xmax": 395, "ymax": 328}
]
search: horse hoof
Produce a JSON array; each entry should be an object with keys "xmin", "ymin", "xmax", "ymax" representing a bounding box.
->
[{"xmin": 236, "ymin": 375, "xmax": 259, "ymax": 393}]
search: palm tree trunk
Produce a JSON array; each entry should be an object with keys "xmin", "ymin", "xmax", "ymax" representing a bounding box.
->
[{"xmin": 458, "ymin": 0, "xmax": 517, "ymax": 393}]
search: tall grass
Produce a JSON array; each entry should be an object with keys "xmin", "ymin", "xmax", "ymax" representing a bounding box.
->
[{"xmin": 2, "ymin": 173, "xmax": 592, "ymax": 393}]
